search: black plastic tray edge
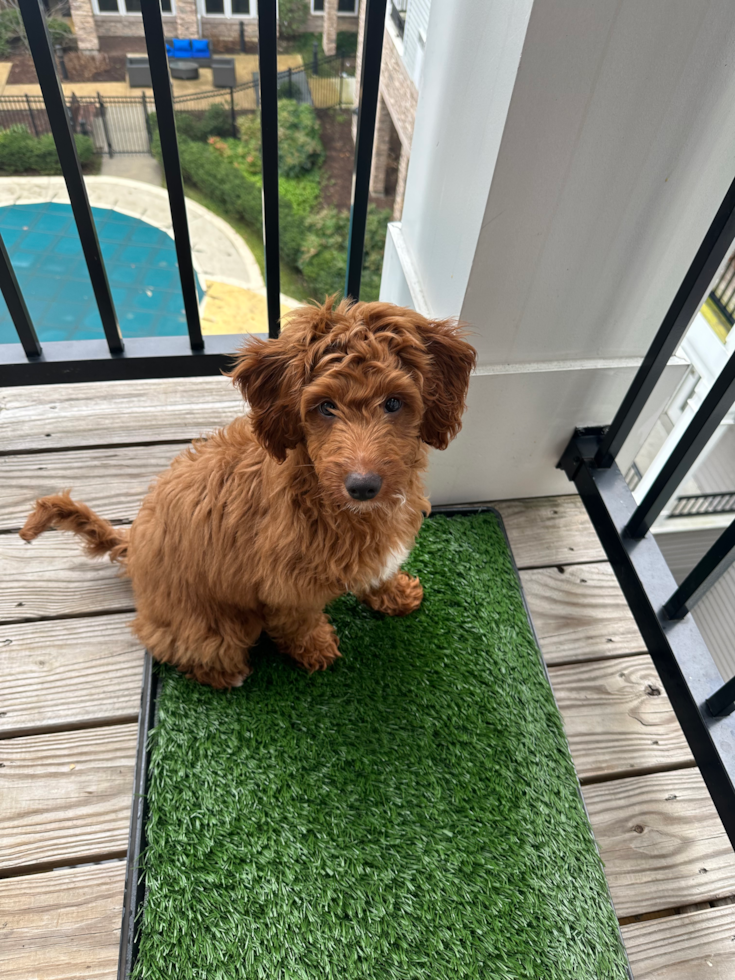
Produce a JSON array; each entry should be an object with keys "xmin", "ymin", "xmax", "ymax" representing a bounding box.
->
[{"xmin": 117, "ymin": 504, "xmax": 634, "ymax": 980}]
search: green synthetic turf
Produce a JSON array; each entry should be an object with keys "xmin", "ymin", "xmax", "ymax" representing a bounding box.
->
[{"xmin": 134, "ymin": 513, "xmax": 628, "ymax": 980}]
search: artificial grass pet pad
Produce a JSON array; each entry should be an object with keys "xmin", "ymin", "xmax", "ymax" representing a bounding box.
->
[{"xmin": 134, "ymin": 513, "xmax": 628, "ymax": 980}]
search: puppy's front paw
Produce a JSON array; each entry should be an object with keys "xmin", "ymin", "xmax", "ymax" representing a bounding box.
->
[
  {"xmin": 362, "ymin": 571, "xmax": 423, "ymax": 616},
  {"xmin": 289, "ymin": 620, "xmax": 341, "ymax": 673}
]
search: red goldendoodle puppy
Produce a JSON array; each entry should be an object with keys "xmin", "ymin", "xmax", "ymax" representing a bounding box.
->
[{"xmin": 20, "ymin": 300, "xmax": 476, "ymax": 688}]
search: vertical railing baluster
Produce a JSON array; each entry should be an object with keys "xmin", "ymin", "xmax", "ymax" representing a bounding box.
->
[
  {"xmin": 0, "ymin": 232, "xmax": 41, "ymax": 358},
  {"xmin": 595, "ymin": 171, "xmax": 735, "ymax": 468},
  {"xmin": 627, "ymin": 348, "xmax": 735, "ymax": 537},
  {"xmin": 257, "ymin": 0, "xmax": 281, "ymax": 339},
  {"xmin": 140, "ymin": 0, "xmax": 203, "ymax": 350},
  {"xmin": 345, "ymin": 0, "xmax": 388, "ymax": 301},
  {"xmin": 664, "ymin": 517, "xmax": 735, "ymax": 620},
  {"xmin": 19, "ymin": 0, "xmax": 122, "ymax": 354}
]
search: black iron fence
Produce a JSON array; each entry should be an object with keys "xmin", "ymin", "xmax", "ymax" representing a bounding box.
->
[
  {"xmin": 0, "ymin": 54, "xmax": 353, "ymax": 156},
  {"xmin": 560, "ymin": 163, "xmax": 735, "ymax": 850},
  {"xmin": 0, "ymin": 0, "xmax": 384, "ymax": 384}
]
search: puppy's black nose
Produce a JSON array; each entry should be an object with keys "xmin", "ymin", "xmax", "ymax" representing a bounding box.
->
[{"xmin": 345, "ymin": 472, "xmax": 382, "ymax": 501}]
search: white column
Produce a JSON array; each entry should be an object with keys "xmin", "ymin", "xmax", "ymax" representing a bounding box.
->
[{"xmin": 381, "ymin": 0, "xmax": 735, "ymax": 502}]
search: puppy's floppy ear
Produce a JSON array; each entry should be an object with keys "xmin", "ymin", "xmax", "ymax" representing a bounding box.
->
[
  {"xmin": 229, "ymin": 334, "xmax": 304, "ymax": 462},
  {"xmin": 416, "ymin": 319, "xmax": 477, "ymax": 450}
]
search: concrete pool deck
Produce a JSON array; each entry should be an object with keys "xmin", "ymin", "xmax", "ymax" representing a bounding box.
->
[{"xmin": 0, "ymin": 175, "xmax": 300, "ymax": 335}]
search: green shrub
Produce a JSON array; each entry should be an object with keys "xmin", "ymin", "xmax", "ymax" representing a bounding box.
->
[
  {"xmin": 300, "ymin": 205, "xmax": 390, "ymax": 301},
  {"xmin": 48, "ymin": 17, "xmax": 74, "ymax": 50},
  {"xmin": 152, "ymin": 118, "xmax": 389, "ymax": 302},
  {"xmin": 152, "ymin": 103, "xmax": 233, "ymax": 144},
  {"xmin": 0, "ymin": 125, "xmax": 95, "ymax": 175},
  {"xmin": 277, "ymin": 0, "xmax": 308, "ymax": 38},
  {"xmin": 238, "ymin": 100, "xmax": 324, "ymax": 179},
  {"xmin": 0, "ymin": 8, "xmax": 22, "ymax": 57}
]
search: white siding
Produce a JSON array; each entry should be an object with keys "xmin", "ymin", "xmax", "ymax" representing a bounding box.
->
[{"xmin": 402, "ymin": 0, "xmax": 431, "ymax": 85}]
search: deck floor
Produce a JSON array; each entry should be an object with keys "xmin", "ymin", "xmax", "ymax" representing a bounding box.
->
[{"xmin": 1, "ymin": 377, "xmax": 734, "ymax": 979}]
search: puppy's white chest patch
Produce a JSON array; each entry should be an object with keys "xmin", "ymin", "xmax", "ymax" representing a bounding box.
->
[{"xmin": 368, "ymin": 543, "xmax": 410, "ymax": 590}]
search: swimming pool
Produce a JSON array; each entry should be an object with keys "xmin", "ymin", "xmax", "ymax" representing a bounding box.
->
[{"xmin": 0, "ymin": 201, "xmax": 204, "ymax": 344}]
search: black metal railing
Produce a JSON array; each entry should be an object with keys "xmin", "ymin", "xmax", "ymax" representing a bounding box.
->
[
  {"xmin": 670, "ymin": 490, "xmax": 735, "ymax": 517},
  {"xmin": 0, "ymin": 0, "xmax": 386, "ymax": 384},
  {"xmin": 710, "ymin": 256, "xmax": 735, "ymax": 328},
  {"xmin": 559, "ymin": 165, "xmax": 735, "ymax": 849}
]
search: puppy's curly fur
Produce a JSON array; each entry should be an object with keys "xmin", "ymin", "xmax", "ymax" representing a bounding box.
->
[{"xmin": 20, "ymin": 300, "xmax": 476, "ymax": 688}]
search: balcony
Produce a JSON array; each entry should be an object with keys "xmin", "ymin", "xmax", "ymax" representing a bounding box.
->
[{"xmin": 3, "ymin": 1, "xmax": 735, "ymax": 979}]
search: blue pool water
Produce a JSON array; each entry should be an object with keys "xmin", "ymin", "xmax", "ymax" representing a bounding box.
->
[{"xmin": 0, "ymin": 202, "xmax": 203, "ymax": 344}]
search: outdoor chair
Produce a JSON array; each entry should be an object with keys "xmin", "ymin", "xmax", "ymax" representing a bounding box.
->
[
  {"xmin": 212, "ymin": 57, "xmax": 236, "ymax": 88},
  {"xmin": 127, "ymin": 55, "xmax": 152, "ymax": 88},
  {"xmin": 165, "ymin": 38, "xmax": 212, "ymax": 66}
]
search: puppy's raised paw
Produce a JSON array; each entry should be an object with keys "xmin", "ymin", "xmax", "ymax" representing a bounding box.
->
[{"xmin": 362, "ymin": 571, "xmax": 423, "ymax": 617}]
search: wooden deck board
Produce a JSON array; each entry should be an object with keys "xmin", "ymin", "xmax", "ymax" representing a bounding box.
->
[
  {"xmin": 0, "ymin": 371, "xmax": 729, "ymax": 980},
  {"xmin": 521, "ymin": 562, "xmax": 646, "ymax": 664},
  {"xmin": 548, "ymin": 655, "xmax": 693, "ymax": 781},
  {"xmin": 0, "ymin": 725, "xmax": 137, "ymax": 874},
  {"xmin": 1, "ymin": 443, "xmax": 183, "ymax": 531},
  {"xmin": 0, "ymin": 614, "xmax": 142, "ymax": 739},
  {"xmin": 583, "ymin": 769, "xmax": 735, "ymax": 918},
  {"xmin": 0, "ymin": 861, "xmax": 125, "ymax": 980},
  {"xmin": 0, "ymin": 377, "xmax": 242, "ymax": 452},
  {"xmin": 621, "ymin": 905, "xmax": 735, "ymax": 980},
  {"xmin": 0, "ymin": 535, "xmax": 134, "ymax": 624},
  {"xmin": 492, "ymin": 495, "xmax": 605, "ymax": 568}
]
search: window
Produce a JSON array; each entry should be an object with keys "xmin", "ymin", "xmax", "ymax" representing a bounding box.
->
[
  {"xmin": 94, "ymin": 0, "xmax": 172, "ymax": 12},
  {"xmin": 312, "ymin": 0, "xmax": 358, "ymax": 14},
  {"xmin": 200, "ymin": 0, "xmax": 254, "ymax": 15}
]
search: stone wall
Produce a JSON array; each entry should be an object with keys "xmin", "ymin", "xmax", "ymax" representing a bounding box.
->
[
  {"xmin": 69, "ymin": 0, "xmax": 99, "ymax": 52},
  {"xmin": 93, "ymin": 14, "xmax": 177, "ymax": 38},
  {"xmin": 199, "ymin": 17, "xmax": 259, "ymax": 42},
  {"xmin": 322, "ymin": 0, "xmax": 338, "ymax": 55},
  {"xmin": 304, "ymin": 13, "xmax": 358, "ymax": 34},
  {"xmin": 175, "ymin": 0, "xmax": 199, "ymax": 39}
]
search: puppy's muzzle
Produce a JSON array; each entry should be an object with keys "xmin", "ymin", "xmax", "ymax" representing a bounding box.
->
[{"xmin": 345, "ymin": 471, "xmax": 382, "ymax": 501}]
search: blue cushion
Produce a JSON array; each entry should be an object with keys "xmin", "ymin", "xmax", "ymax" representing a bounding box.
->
[
  {"xmin": 172, "ymin": 38, "xmax": 191, "ymax": 54},
  {"xmin": 191, "ymin": 39, "xmax": 210, "ymax": 56},
  {"xmin": 165, "ymin": 43, "xmax": 173, "ymax": 55}
]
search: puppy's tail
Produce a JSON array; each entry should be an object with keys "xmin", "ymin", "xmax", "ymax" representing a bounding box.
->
[{"xmin": 19, "ymin": 491, "xmax": 128, "ymax": 564}]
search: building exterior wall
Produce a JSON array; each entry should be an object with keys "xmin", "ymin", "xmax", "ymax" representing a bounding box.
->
[
  {"xmin": 92, "ymin": 14, "xmax": 177, "ymax": 37},
  {"xmin": 70, "ymin": 0, "xmax": 99, "ymax": 51},
  {"xmin": 304, "ymin": 12, "xmax": 358, "ymax": 34},
  {"xmin": 401, "ymin": 0, "xmax": 430, "ymax": 84},
  {"xmin": 176, "ymin": 0, "xmax": 199, "ymax": 38},
  {"xmin": 379, "ymin": 24, "xmax": 417, "ymax": 148},
  {"xmin": 199, "ymin": 16, "xmax": 258, "ymax": 41}
]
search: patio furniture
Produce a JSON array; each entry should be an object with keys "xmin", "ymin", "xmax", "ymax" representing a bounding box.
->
[
  {"xmin": 169, "ymin": 60, "xmax": 199, "ymax": 81},
  {"xmin": 126, "ymin": 55, "xmax": 151, "ymax": 88},
  {"xmin": 212, "ymin": 56, "xmax": 236, "ymax": 88},
  {"xmin": 165, "ymin": 38, "xmax": 212, "ymax": 66}
]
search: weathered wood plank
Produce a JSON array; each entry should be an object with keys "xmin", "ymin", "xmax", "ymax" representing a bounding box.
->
[
  {"xmin": 0, "ymin": 614, "xmax": 142, "ymax": 738},
  {"xmin": 0, "ymin": 375, "xmax": 243, "ymax": 452},
  {"xmin": 583, "ymin": 769, "xmax": 735, "ymax": 918},
  {"xmin": 521, "ymin": 562, "xmax": 646, "ymax": 664},
  {"xmin": 0, "ymin": 724, "xmax": 136, "ymax": 874},
  {"xmin": 493, "ymin": 495, "xmax": 605, "ymax": 569},
  {"xmin": 0, "ymin": 861, "xmax": 125, "ymax": 980},
  {"xmin": 0, "ymin": 535, "xmax": 134, "ymax": 624},
  {"xmin": 621, "ymin": 905, "xmax": 735, "ymax": 980},
  {"xmin": 548, "ymin": 655, "xmax": 693, "ymax": 781},
  {"xmin": 1, "ymin": 443, "xmax": 183, "ymax": 531}
]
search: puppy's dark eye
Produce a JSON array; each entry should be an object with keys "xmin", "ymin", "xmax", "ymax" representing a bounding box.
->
[
  {"xmin": 385, "ymin": 397, "xmax": 402, "ymax": 414},
  {"xmin": 318, "ymin": 401, "xmax": 337, "ymax": 417}
]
